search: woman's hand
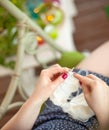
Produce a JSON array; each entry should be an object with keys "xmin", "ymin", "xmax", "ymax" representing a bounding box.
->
[
  {"xmin": 1, "ymin": 64, "xmax": 68, "ymax": 130},
  {"xmin": 32, "ymin": 64, "xmax": 69, "ymax": 104},
  {"xmin": 74, "ymin": 73, "xmax": 109, "ymax": 128}
]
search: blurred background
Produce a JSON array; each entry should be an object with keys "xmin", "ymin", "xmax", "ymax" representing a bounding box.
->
[{"xmin": 0, "ymin": 0, "xmax": 109, "ymax": 128}]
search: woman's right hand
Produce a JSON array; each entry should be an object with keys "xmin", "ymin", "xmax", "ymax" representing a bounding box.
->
[
  {"xmin": 74, "ymin": 73, "xmax": 109, "ymax": 128},
  {"xmin": 32, "ymin": 64, "xmax": 69, "ymax": 104}
]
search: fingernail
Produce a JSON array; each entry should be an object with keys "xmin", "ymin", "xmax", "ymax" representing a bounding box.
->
[
  {"xmin": 79, "ymin": 81, "xmax": 82, "ymax": 85},
  {"xmin": 62, "ymin": 73, "xmax": 68, "ymax": 79}
]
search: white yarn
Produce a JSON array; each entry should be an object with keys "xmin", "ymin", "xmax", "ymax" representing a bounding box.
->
[{"xmin": 50, "ymin": 71, "xmax": 95, "ymax": 122}]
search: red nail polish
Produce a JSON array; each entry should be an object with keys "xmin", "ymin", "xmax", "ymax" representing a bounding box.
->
[
  {"xmin": 79, "ymin": 81, "xmax": 82, "ymax": 85},
  {"xmin": 62, "ymin": 73, "xmax": 68, "ymax": 79}
]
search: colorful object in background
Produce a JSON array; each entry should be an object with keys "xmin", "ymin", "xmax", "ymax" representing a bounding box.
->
[
  {"xmin": 36, "ymin": 35, "xmax": 45, "ymax": 46},
  {"xmin": 25, "ymin": 0, "xmax": 64, "ymax": 42},
  {"xmin": 33, "ymin": 3, "xmax": 64, "ymax": 26},
  {"xmin": 105, "ymin": 5, "xmax": 109, "ymax": 19},
  {"xmin": 44, "ymin": 6, "xmax": 64, "ymax": 25},
  {"xmin": 43, "ymin": 0, "xmax": 60, "ymax": 4},
  {"xmin": 25, "ymin": 0, "xmax": 43, "ymax": 19},
  {"xmin": 25, "ymin": 0, "xmax": 63, "ymax": 25},
  {"xmin": 44, "ymin": 25, "xmax": 58, "ymax": 39}
]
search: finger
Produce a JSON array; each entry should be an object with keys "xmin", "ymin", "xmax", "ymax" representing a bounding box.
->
[
  {"xmin": 51, "ymin": 68, "xmax": 69, "ymax": 81},
  {"xmin": 41, "ymin": 65, "xmax": 68, "ymax": 82},
  {"xmin": 74, "ymin": 73, "xmax": 93, "ymax": 86},
  {"xmin": 87, "ymin": 74, "xmax": 106, "ymax": 85},
  {"xmin": 52, "ymin": 75, "xmax": 65, "ymax": 89},
  {"xmin": 48, "ymin": 64, "xmax": 69, "ymax": 77},
  {"xmin": 87, "ymin": 74, "xmax": 101, "ymax": 81},
  {"xmin": 74, "ymin": 73, "xmax": 95, "ymax": 95}
]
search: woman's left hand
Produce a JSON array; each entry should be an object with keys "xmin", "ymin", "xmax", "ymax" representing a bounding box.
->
[{"xmin": 74, "ymin": 73, "xmax": 109, "ymax": 128}]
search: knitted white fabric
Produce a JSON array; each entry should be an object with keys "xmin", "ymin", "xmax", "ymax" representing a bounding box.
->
[{"xmin": 50, "ymin": 71, "xmax": 95, "ymax": 122}]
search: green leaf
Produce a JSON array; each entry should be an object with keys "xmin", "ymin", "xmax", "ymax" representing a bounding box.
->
[
  {"xmin": 57, "ymin": 51, "xmax": 85, "ymax": 68},
  {"xmin": 0, "ymin": 0, "xmax": 25, "ymax": 68},
  {"xmin": 104, "ymin": 5, "xmax": 109, "ymax": 19}
]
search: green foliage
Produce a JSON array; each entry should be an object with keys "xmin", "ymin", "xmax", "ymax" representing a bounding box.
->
[
  {"xmin": 0, "ymin": 0, "xmax": 25, "ymax": 68},
  {"xmin": 57, "ymin": 51, "xmax": 85, "ymax": 68},
  {"xmin": 105, "ymin": 5, "xmax": 109, "ymax": 19}
]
